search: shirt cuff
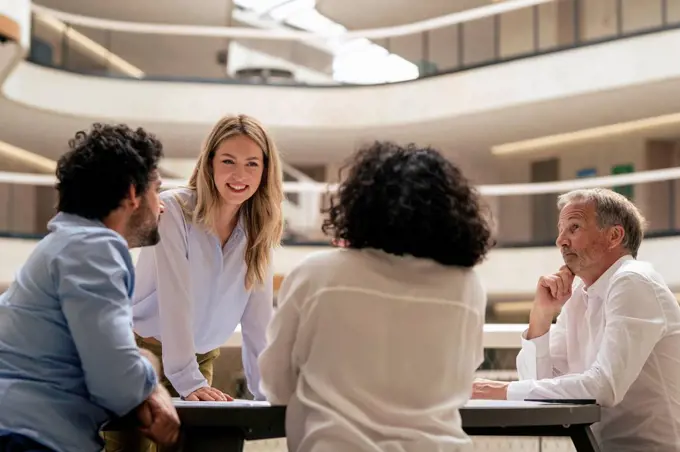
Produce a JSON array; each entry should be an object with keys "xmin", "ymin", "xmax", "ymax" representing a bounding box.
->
[
  {"xmin": 165, "ymin": 362, "xmax": 208, "ymax": 398},
  {"xmin": 521, "ymin": 328, "xmax": 551, "ymax": 359},
  {"xmin": 114, "ymin": 356, "xmax": 158, "ymax": 417},
  {"xmin": 250, "ymin": 383, "xmax": 267, "ymax": 401},
  {"xmin": 141, "ymin": 355, "xmax": 159, "ymax": 392},
  {"xmin": 507, "ymin": 379, "xmax": 536, "ymax": 401}
]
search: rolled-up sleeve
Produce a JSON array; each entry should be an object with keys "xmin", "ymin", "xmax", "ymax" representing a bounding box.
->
[
  {"xmin": 56, "ymin": 233, "xmax": 157, "ymax": 416},
  {"xmin": 507, "ymin": 273, "xmax": 666, "ymax": 406},
  {"xmin": 512, "ymin": 307, "xmax": 570, "ymax": 388}
]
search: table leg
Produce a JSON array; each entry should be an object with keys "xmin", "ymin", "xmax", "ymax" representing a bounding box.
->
[
  {"xmin": 179, "ymin": 428, "xmax": 245, "ymax": 452},
  {"xmin": 570, "ymin": 425, "xmax": 601, "ymax": 452}
]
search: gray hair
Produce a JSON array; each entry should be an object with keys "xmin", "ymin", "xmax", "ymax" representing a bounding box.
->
[{"xmin": 557, "ymin": 188, "xmax": 647, "ymax": 258}]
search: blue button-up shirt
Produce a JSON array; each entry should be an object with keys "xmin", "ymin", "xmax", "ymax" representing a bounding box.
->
[{"xmin": 0, "ymin": 213, "xmax": 157, "ymax": 452}]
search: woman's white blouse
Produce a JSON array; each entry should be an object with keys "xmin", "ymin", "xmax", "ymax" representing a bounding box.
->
[
  {"xmin": 259, "ymin": 248, "xmax": 487, "ymax": 452},
  {"xmin": 132, "ymin": 188, "xmax": 273, "ymax": 399}
]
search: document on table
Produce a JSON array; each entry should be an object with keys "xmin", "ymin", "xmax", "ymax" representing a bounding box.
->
[
  {"xmin": 173, "ymin": 398, "xmax": 271, "ymax": 408},
  {"xmin": 464, "ymin": 400, "xmax": 560, "ymax": 408}
]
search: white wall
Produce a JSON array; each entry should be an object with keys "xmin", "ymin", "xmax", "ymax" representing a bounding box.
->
[
  {"xmin": 3, "ymin": 234, "xmax": 680, "ymax": 298},
  {"xmin": 5, "ymin": 26, "xmax": 680, "ymax": 130}
]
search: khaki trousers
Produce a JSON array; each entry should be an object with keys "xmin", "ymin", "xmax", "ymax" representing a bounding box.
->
[{"xmin": 101, "ymin": 335, "xmax": 220, "ymax": 452}]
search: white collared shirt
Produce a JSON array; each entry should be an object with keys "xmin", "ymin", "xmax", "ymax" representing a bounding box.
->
[
  {"xmin": 259, "ymin": 248, "xmax": 487, "ymax": 452},
  {"xmin": 507, "ymin": 255, "xmax": 680, "ymax": 451},
  {"xmin": 131, "ymin": 188, "xmax": 273, "ymax": 399}
]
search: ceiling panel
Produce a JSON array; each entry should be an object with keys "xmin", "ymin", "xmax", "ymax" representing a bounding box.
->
[
  {"xmin": 35, "ymin": 0, "xmax": 235, "ymax": 26},
  {"xmin": 316, "ymin": 0, "xmax": 487, "ymax": 30}
]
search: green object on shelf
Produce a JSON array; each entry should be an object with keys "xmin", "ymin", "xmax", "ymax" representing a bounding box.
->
[
  {"xmin": 612, "ymin": 163, "xmax": 635, "ymax": 200},
  {"xmin": 415, "ymin": 60, "xmax": 438, "ymax": 76}
]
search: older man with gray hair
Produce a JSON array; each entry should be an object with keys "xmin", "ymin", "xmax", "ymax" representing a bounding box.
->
[{"xmin": 473, "ymin": 188, "xmax": 680, "ymax": 451}]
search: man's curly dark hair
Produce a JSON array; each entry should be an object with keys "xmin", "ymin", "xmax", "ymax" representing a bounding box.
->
[
  {"xmin": 56, "ymin": 123, "xmax": 163, "ymax": 221},
  {"xmin": 322, "ymin": 141, "xmax": 494, "ymax": 267}
]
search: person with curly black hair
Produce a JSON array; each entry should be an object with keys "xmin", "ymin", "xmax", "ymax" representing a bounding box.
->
[
  {"xmin": 55, "ymin": 123, "xmax": 164, "ymax": 246},
  {"xmin": 259, "ymin": 141, "xmax": 493, "ymax": 452},
  {"xmin": 0, "ymin": 124, "xmax": 179, "ymax": 452}
]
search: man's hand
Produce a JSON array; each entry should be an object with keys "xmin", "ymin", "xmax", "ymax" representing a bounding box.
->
[
  {"xmin": 184, "ymin": 386, "xmax": 233, "ymax": 402},
  {"xmin": 471, "ymin": 378, "xmax": 509, "ymax": 400},
  {"xmin": 536, "ymin": 265, "xmax": 575, "ymax": 310},
  {"xmin": 528, "ymin": 266, "xmax": 575, "ymax": 339},
  {"xmin": 137, "ymin": 384, "xmax": 181, "ymax": 447}
]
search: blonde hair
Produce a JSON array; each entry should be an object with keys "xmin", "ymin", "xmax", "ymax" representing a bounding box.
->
[{"xmin": 183, "ymin": 114, "xmax": 284, "ymax": 289}]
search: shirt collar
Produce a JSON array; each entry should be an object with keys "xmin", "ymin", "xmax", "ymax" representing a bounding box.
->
[
  {"xmin": 47, "ymin": 211, "xmax": 107, "ymax": 231},
  {"xmin": 586, "ymin": 254, "xmax": 634, "ymax": 300}
]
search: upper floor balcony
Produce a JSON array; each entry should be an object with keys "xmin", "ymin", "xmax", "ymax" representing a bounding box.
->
[
  {"xmin": 0, "ymin": 0, "xmax": 679, "ymax": 167},
  {"xmin": 26, "ymin": 0, "xmax": 680, "ymax": 85}
]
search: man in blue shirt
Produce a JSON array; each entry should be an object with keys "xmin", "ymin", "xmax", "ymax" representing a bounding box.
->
[{"xmin": 0, "ymin": 124, "xmax": 180, "ymax": 452}]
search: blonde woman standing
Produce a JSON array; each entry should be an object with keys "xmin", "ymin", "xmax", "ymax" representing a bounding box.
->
[{"xmin": 131, "ymin": 114, "xmax": 283, "ymax": 403}]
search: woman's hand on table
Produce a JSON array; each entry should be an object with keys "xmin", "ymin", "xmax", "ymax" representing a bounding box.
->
[{"xmin": 184, "ymin": 386, "xmax": 234, "ymax": 401}]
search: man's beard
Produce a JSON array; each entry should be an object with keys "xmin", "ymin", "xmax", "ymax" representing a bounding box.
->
[
  {"xmin": 128, "ymin": 203, "xmax": 161, "ymax": 248},
  {"xmin": 134, "ymin": 224, "xmax": 160, "ymax": 248}
]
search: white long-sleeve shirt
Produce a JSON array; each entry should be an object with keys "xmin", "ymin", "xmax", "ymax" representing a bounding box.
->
[
  {"xmin": 259, "ymin": 248, "xmax": 487, "ymax": 452},
  {"xmin": 131, "ymin": 188, "xmax": 272, "ymax": 399},
  {"xmin": 507, "ymin": 255, "xmax": 680, "ymax": 451}
]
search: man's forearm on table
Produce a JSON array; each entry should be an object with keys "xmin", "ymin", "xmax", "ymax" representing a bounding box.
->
[{"xmin": 140, "ymin": 348, "xmax": 161, "ymax": 377}]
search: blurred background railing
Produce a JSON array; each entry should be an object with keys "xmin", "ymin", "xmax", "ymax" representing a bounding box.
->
[
  {"xmin": 3, "ymin": 165, "xmax": 680, "ymax": 246},
  {"xmin": 27, "ymin": 0, "xmax": 680, "ymax": 86}
]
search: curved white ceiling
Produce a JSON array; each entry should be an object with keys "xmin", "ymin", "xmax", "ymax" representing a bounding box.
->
[
  {"xmin": 5, "ymin": 27, "xmax": 680, "ymax": 130},
  {"xmin": 317, "ymin": 0, "xmax": 482, "ymax": 30},
  {"xmin": 35, "ymin": 0, "xmax": 234, "ymax": 26},
  {"xmin": 3, "ymin": 26, "xmax": 680, "ymax": 163}
]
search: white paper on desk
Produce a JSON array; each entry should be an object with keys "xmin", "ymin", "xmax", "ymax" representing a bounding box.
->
[
  {"xmin": 464, "ymin": 400, "xmax": 553, "ymax": 408},
  {"xmin": 173, "ymin": 398, "xmax": 271, "ymax": 408}
]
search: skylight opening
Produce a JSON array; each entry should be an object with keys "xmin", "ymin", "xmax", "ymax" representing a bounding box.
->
[{"xmin": 234, "ymin": 0, "xmax": 420, "ymax": 84}]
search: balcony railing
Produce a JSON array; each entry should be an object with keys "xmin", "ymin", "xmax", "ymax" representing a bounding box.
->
[
  {"xmin": 26, "ymin": 0, "xmax": 680, "ymax": 86},
  {"xmin": 3, "ymin": 164, "xmax": 680, "ymax": 247}
]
